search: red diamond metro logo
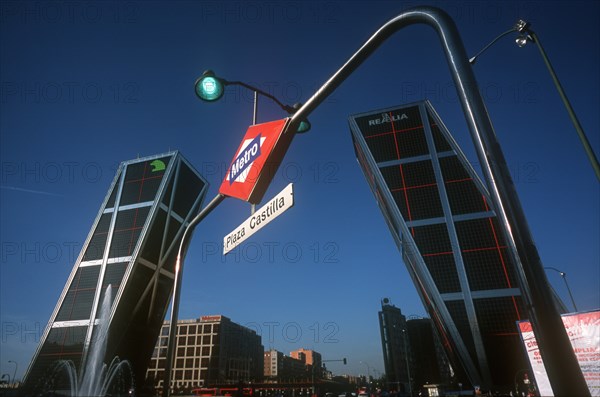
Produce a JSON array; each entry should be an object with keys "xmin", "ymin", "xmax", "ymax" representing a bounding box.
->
[{"xmin": 219, "ymin": 118, "xmax": 293, "ymax": 204}]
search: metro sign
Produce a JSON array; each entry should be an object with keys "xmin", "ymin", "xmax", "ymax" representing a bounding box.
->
[
  {"xmin": 227, "ymin": 134, "xmax": 265, "ymax": 185},
  {"xmin": 219, "ymin": 118, "xmax": 293, "ymax": 204}
]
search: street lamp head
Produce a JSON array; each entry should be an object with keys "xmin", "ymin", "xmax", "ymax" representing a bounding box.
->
[
  {"xmin": 195, "ymin": 70, "xmax": 226, "ymax": 102},
  {"xmin": 514, "ymin": 20, "xmax": 530, "ymax": 33},
  {"xmin": 515, "ymin": 34, "xmax": 531, "ymax": 48}
]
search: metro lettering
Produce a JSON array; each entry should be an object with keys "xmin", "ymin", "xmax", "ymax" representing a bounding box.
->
[{"xmin": 229, "ymin": 134, "xmax": 262, "ymax": 184}]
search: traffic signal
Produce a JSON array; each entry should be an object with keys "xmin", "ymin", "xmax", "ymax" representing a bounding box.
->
[
  {"xmin": 343, "ymin": 358, "xmax": 347, "ymax": 365},
  {"xmin": 195, "ymin": 70, "xmax": 225, "ymax": 102},
  {"xmin": 297, "ymin": 119, "xmax": 311, "ymax": 134},
  {"xmin": 194, "ymin": 71, "xmax": 311, "ymax": 133},
  {"xmin": 290, "ymin": 103, "xmax": 311, "ymax": 134}
]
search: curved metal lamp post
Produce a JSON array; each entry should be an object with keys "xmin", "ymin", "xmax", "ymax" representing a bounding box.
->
[
  {"xmin": 470, "ymin": 20, "xmax": 600, "ymax": 181},
  {"xmin": 286, "ymin": 7, "xmax": 588, "ymax": 396},
  {"xmin": 290, "ymin": 7, "xmax": 590, "ymax": 396},
  {"xmin": 359, "ymin": 360, "xmax": 371, "ymax": 382},
  {"xmin": 545, "ymin": 266, "xmax": 578, "ymax": 312},
  {"xmin": 165, "ymin": 6, "xmax": 589, "ymax": 396},
  {"xmin": 517, "ymin": 22, "xmax": 600, "ymax": 181},
  {"xmin": 162, "ymin": 194, "xmax": 225, "ymax": 396}
]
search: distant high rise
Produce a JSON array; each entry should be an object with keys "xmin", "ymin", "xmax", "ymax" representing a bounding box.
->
[
  {"xmin": 146, "ymin": 315, "xmax": 264, "ymax": 391},
  {"xmin": 23, "ymin": 152, "xmax": 209, "ymax": 391},
  {"xmin": 378, "ymin": 299, "xmax": 410, "ymax": 393},
  {"xmin": 406, "ymin": 317, "xmax": 451, "ymax": 390},
  {"xmin": 350, "ymin": 101, "xmax": 562, "ymax": 391}
]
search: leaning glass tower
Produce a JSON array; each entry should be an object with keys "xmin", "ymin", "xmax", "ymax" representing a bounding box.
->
[
  {"xmin": 23, "ymin": 152, "xmax": 208, "ymax": 391},
  {"xmin": 349, "ymin": 101, "xmax": 565, "ymax": 391}
]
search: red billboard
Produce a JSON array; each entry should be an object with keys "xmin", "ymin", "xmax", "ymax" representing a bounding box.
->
[{"xmin": 518, "ymin": 310, "xmax": 599, "ymax": 396}]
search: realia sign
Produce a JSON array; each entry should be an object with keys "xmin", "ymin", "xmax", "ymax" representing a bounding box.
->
[{"xmin": 219, "ymin": 118, "xmax": 293, "ymax": 204}]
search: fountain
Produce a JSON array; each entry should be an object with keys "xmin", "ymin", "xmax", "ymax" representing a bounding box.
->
[{"xmin": 36, "ymin": 285, "xmax": 135, "ymax": 396}]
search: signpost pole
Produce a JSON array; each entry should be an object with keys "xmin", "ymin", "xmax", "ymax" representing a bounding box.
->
[
  {"xmin": 163, "ymin": 193, "xmax": 226, "ymax": 397},
  {"xmin": 251, "ymin": 91, "xmax": 258, "ymax": 215}
]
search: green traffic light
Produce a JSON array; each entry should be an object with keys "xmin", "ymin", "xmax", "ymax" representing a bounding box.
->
[
  {"xmin": 195, "ymin": 71, "xmax": 224, "ymax": 102},
  {"xmin": 290, "ymin": 103, "xmax": 311, "ymax": 133},
  {"xmin": 297, "ymin": 119, "xmax": 311, "ymax": 134},
  {"xmin": 194, "ymin": 71, "xmax": 311, "ymax": 134}
]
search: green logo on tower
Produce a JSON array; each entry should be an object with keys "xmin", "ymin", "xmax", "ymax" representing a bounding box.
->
[{"xmin": 150, "ymin": 160, "xmax": 166, "ymax": 172}]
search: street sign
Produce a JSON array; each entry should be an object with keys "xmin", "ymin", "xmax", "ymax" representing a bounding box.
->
[
  {"xmin": 219, "ymin": 118, "xmax": 294, "ymax": 204},
  {"xmin": 223, "ymin": 183, "xmax": 294, "ymax": 255}
]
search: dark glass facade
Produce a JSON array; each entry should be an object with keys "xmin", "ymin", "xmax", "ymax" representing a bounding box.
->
[
  {"xmin": 378, "ymin": 300, "xmax": 410, "ymax": 393},
  {"xmin": 23, "ymin": 152, "xmax": 208, "ymax": 391},
  {"xmin": 349, "ymin": 102, "xmax": 547, "ymax": 392},
  {"xmin": 405, "ymin": 317, "xmax": 451, "ymax": 391}
]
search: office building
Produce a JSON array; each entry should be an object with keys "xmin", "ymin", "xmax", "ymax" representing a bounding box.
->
[
  {"xmin": 23, "ymin": 152, "xmax": 209, "ymax": 391},
  {"xmin": 290, "ymin": 349, "xmax": 321, "ymax": 368},
  {"xmin": 283, "ymin": 354, "xmax": 310, "ymax": 381},
  {"xmin": 146, "ymin": 315, "xmax": 264, "ymax": 391},
  {"xmin": 378, "ymin": 299, "xmax": 410, "ymax": 393},
  {"xmin": 264, "ymin": 349, "xmax": 308, "ymax": 382},
  {"xmin": 264, "ymin": 349, "xmax": 284, "ymax": 379},
  {"xmin": 291, "ymin": 348, "xmax": 322, "ymax": 378},
  {"xmin": 405, "ymin": 317, "xmax": 451, "ymax": 390},
  {"xmin": 349, "ymin": 101, "xmax": 558, "ymax": 391}
]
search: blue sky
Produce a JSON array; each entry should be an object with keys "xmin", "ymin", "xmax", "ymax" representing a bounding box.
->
[{"xmin": 1, "ymin": 0, "xmax": 599, "ymax": 381}]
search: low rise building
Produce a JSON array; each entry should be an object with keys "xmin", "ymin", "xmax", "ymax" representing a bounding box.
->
[{"xmin": 291, "ymin": 349, "xmax": 322, "ymax": 379}]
